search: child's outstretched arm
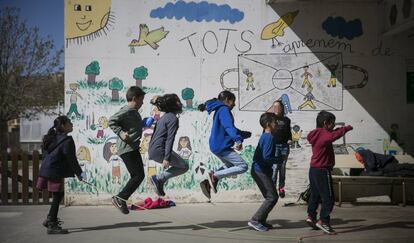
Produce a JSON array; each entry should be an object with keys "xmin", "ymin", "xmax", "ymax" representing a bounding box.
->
[{"xmin": 327, "ymin": 125, "xmax": 353, "ymax": 143}]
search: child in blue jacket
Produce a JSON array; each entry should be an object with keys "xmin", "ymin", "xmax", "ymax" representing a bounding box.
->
[
  {"xmin": 249, "ymin": 112, "xmax": 280, "ymax": 231},
  {"xmin": 198, "ymin": 91, "xmax": 251, "ymax": 198}
]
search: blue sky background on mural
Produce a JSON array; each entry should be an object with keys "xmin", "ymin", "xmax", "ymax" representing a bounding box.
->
[{"xmin": 0, "ymin": 0, "xmax": 64, "ymax": 65}]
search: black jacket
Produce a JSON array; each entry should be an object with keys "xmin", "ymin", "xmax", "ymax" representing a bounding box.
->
[{"xmin": 39, "ymin": 135, "xmax": 82, "ymax": 180}]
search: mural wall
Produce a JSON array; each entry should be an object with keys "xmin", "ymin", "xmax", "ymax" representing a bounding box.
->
[{"xmin": 64, "ymin": 0, "xmax": 413, "ymax": 204}]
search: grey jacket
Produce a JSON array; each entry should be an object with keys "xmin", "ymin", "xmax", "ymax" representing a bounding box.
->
[
  {"xmin": 109, "ymin": 105, "xmax": 143, "ymax": 156},
  {"xmin": 148, "ymin": 112, "xmax": 179, "ymax": 161}
]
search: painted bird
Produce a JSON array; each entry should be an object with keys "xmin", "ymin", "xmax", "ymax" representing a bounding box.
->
[
  {"xmin": 129, "ymin": 24, "xmax": 169, "ymax": 50},
  {"xmin": 261, "ymin": 10, "xmax": 299, "ymax": 48}
]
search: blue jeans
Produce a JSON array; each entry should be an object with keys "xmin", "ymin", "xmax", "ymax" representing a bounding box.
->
[
  {"xmin": 213, "ymin": 150, "xmax": 248, "ymax": 180},
  {"xmin": 272, "ymin": 144, "xmax": 289, "ymax": 188},
  {"xmin": 152, "ymin": 151, "xmax": 189, "ymax": 184}
]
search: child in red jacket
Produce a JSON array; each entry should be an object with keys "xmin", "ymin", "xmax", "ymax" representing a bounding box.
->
[{"xmin": 305, "ymin": 111, "xmax": 353, "ymax": 234}]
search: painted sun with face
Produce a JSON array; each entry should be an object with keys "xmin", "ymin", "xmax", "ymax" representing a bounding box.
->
[{"xmin": 65, "ymin": 0, "xmax": 115, "ymax": 46}]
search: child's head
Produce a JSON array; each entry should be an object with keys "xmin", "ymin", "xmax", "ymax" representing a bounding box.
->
[
  {"xmin": 390, "ymin": 123, "xmax": 399, "ymax": 131},
  {"xmin": 177, "ymin": 136, "xmax": 192, "ymax": 150},
  {"xmin": 259, "ymin": 112, "xmax": 278, "ymax": 133},
  {"xmin": 42, "ymin": 115, "xmax": 73, "ymax": 150},
  {"xmin": 151, "ymin": 93, "xmax": 183, "ymax": 114},
  {"xmin": 218, "ymin": 90, "xmax": 236, "ymax": 110},
  {"xmin": 271, "ymin": 100, "xmax": 285, "ymax": 117},
  {"xmin": 316, "ymin": 110, "xmax": 336, "ymax": 131},
  {"xmin": 126, "ymin": 86, "xmax": 146, "ymax": 110}
]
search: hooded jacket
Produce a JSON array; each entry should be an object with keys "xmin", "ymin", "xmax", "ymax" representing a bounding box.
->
[
  {"xmin": 206, "ymin": 99, "xmax": 249, "ymax": 154},
  {"xmin": 39, "ymin": 134, "xmax": 82, "ymax": 180},
  {"xmin": 307, "ymin": 125, "xmax": 352, "ymax": 169}
]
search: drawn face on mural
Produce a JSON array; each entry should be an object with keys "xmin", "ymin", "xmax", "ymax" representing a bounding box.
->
[
  {"xmin": 69, "ymin": 83, "xmax": 79, "ymax": 91},
  {"xmin": 109, "ymin": 143, "xmax": 117, "ymax": 155},
  {"xmin": 179, "ymin": 138, "xmax": 189, "ymax": 149},
  {"xmin": 77, "ymin": 146, "xmax": 91, "ymax": 162},
  {"xmin": 65, "ymin": 0, "xmax": 113, "ymax": 44},
  {"xmin": 98, "ymin": 116, "xmax": 108, "ymax": 128}
]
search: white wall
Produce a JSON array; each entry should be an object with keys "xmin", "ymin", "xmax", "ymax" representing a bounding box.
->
[{"xmin": 64, "ymin": 0, "xmax": 413, "ymax": 204}]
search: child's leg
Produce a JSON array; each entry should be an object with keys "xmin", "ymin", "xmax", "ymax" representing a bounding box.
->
[
  {"xmin": 118, "ymin": 150, "xmax": 145, "ymax": 200},
  {"xmin": 157, "ymin": 151, "xmax": 189, "ymax": 183},
  {"xmin": 251, "ymin": 169, "xmax": 278, "ymax": 223},
  {"xmin": 307, "ymin": 168, "xmax": 321, "ymax": 219},
  {"xmin": 271, "ymin": 164, "xmax": 278, "ymax": 185},
  {"xmin": 214, "ymin": 150, "xmax": 248, "ymax": 180},
  {"xmin": 48, "ymin": 191, "xmax": 64, "ymax": 221},
  {"xmin": 278, "ymin": 158, "xmax": 288, "ymax": 189},
  {"xmin": 318, "ymin": 169, "xmax": 335, "ymax": 224}
]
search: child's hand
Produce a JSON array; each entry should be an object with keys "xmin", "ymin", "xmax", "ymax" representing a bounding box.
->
[
  {"xmin": 287, "ymin": 140, "xmax": 292, "ymax": 145},
  {"xmin": 234, "ymin": 143, "xmax": 243, "ymax": 151},
  {"xmin": 162, "ymin": 160, "xmax": 170, "ymax": 169},
  {"xmin": 120, "ymin": 131, "xmax": 129, "ymax": 141}
]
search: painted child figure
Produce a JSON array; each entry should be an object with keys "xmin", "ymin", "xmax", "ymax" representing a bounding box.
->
[
  {"xmin": 248, "ymin": 112, "xmax": 281, "ymax": 232},
  {"xmin": 306, "ymin": 111, "xmax": 353, "ymax": 234},
  {"xmin": 177, "ymin": 136, "xmax": 192, "ymax": 161}
]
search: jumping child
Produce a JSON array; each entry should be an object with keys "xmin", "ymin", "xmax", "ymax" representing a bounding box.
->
[
  {"xmin": 198, "ymin": 90, "xmax": 251, "ymax": 198},
  {"xmin": 148, "ymin": 94, "xmax": 189, "ymax": 196},
  {"xmin": 267, "ymin": 100, "xmax": 292, "ymax": 198},
  {"xmin": 249, "ymin": 112, "xmax": 280, "ymax": 232},
  {"xmin": 109, "ymin": 86, "xmax": 146, "ymax": 214},
  {"xmin": 306, "ymin": 110, "xmax": 353, "ymax": 234},
  {"xmin": 37, "ymin": 115, "xmax": 85, "ymax": 234}
]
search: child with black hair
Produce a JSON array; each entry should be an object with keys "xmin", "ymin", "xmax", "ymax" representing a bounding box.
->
[
  {"xmin": 306, "ymin": 110, "xmax": 353, "ymax": 234},
  {"xmin": 267, "ymin": 100, "xmax": 292, "ymax": 198},
  {"xmin": 249, "ymin": 112, "xmax": 280, "ymax": 232},
  {"xmin": 198, "ymin": 90, "xmax": 251, "ymax": 199},
  {"xmin": 109, "ymin": 86, "xmax": 146, "ymax": 214},
  {"xmin": 37, "ymin": 115, "xmax": 85, "ymax": 234},
  {"xmin": 148, "ymin": 93, "xmax": 189, "ymax": 196}
]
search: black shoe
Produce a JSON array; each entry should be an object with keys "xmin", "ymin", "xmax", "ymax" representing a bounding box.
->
[
  {"xmin": 200, "ymin": 180, "xmax": 211, "ymax": 199},
  {"xmin": 112, "ymin": 196, "xmax": 129, "ymax": 214},
  {"xmin": 47, "ymin": 221, "xmax": 69, "ymax": 234},
  {"xmin": 207, "ymin": 172, "xmax": 219, "ymax": 193},
  {"xmin": 278, "ymin": 187, "xmax": 285, "ymax": 198},
  {"xmin": 316, "ymin": 220, "xmax": 336, "ymax": 234},
  {"xmin": 150, "ymin": 175, "xmax": 166, "ymax": 196},
  {"xmin": 42, "ymin": 216, "xmax": 61, "ymax": 228}
]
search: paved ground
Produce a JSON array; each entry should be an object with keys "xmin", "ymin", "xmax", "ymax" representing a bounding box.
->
[{"xmin": 1, "ymin": 202, "xmax": 414, "ymax": 243}]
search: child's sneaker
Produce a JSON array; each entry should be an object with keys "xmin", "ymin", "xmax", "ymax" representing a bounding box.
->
[
  {"xmin": 200, "ymin": 180, "xmax": 211, "ymax": 199},
  {"xmin": 316, "ymin": 220, "xmax": 336, "ymax": 235},
  {"xmin": 305, "ymin": 216, "xmax": 318, "ymax": 230},
  {"xmin": 207, "ymin": 172, "xmax": 219, "ymax": 193},
  {"xmin": 47, "ymin": 221, "xmax": 69, "ymax": 234},
  {"xmin": 112, "ymin": 196, "xmax": 129, "ymax": 214},
  {"xmin": 260, "ymin": 221, "xmax": 274, "ymax": 229},
  {"xmin": 150, "ymin": 175, "xmax": 166, "ymax": 196},
  {"xmin": 278, "ymin": 187, "xmax": 285, "ymax": 198},
  {"xmin": 248, "ymin": 220, "xmax": 269, "ymax": 232}
]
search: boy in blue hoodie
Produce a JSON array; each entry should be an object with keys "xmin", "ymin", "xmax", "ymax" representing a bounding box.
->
[
  {"xmin": 198, "ymin": 91, "xmax": 251, "ymax": 199},
  {"xmin": 249, "ymin": 112, "xmax": 280, "ymax": 232}
]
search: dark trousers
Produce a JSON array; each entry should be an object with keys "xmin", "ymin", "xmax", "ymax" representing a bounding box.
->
[
  {"xmin": 48, "ymin": 191, "xmax": 64, "ymax": 221},
  {"xmin": 251, "ymin": 168, "xmax": 278, "ymax": 223},
  {"xmin": 118, "ymin": 150, "xmax": 145, "ymax": 200},
  {"xmin": 307, "ymin": 167, "xmax": 334, "ymax": 223}
]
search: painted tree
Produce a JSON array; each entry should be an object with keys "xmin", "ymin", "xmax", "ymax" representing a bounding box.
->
[
  {"xmin": 181, "ymin": 87, "xmax": 195, "ymax": 108},
  {"xmin": 0, "ymin": 7, "xmax": 63, "ymax": 154},
  {"xmin": 109, "ymin": 77, "xmax": 124, "ymax": 101},
  {"xmin": 133, "ymin": 66, "xmax": 148, "ymax": 88},
  {"xmin": 85, "ymin": 61, "xmax": 100, "ymax": 85}
]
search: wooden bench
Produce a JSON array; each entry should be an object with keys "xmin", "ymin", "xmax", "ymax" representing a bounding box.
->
[
  {"xmin": 332, "ymin": 176, "xmax": 414, "ymax": 206},
  {"xmin": 332, "ymin": 154, "xmax": 414, "ymax": 206}
]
